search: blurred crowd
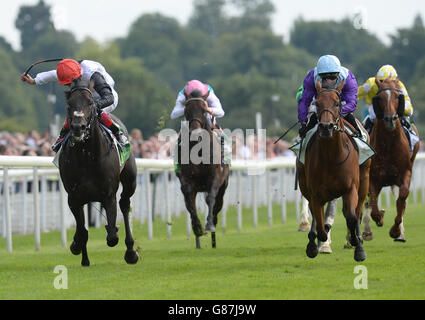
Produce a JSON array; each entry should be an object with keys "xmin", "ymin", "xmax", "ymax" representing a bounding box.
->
[{"xmin": 0, "ymin": 128, "xmax": 295, "ymax": 159}]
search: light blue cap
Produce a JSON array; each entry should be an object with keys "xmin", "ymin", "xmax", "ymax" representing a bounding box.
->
[{"xmin": 316, "ymin": 55, "xmax": 341, "ymax": 74}]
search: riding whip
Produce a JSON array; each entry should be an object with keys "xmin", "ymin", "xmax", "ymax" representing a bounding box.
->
[
  {"xmin": 274, "ymin": 121, "xmax": 299, "ymax": 144},
  {"xmin": 23, "ymin": 58, "xmax": 64, "ymax": 76}
]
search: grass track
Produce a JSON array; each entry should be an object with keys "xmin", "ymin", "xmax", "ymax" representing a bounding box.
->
[{"xmin": 1, "ymin": 198, "xmax": 425, "ymax": 300}]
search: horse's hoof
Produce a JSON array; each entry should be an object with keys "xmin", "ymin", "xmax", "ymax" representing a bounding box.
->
[
  {"xmin": 107, "ymin": 235, "xmax": 119, "ymax": 247},
  {"xmin": 319, "ymin": 244, "xmax": 332, "ymax": 254},
  {"xmin": 362, "ymin": 231, "xmax": 374, "ymax": 241},
  {"xmin": 298, "ymin": 222, "xmax": 311, "ymax": 232},
  {"xmin": 317, "ymin": 230, "xmax": 327, "ymax": 242},
  {"xmin": 394, "ymin": 234, "xmax": 406, "ymax": 242},
  {"xmin": 205, "ymin": 223, "xmax": 216, "ymax": 233},
  {"xmin": 306, "ymin": 243, "xmax": 318, "ymax": 258},
  {"xmin": 343, "ymin": 242, "xmax": 354, "ymax": 249},
  {"xmin": 389, "ymin": 225, "xmax": 401, "ymax": 239},
  {"xmin": 81, "ymin": 259, "xmax": 90, "ymax": 267},
  {"xmin": 124, "ymin": 250, "xmax": 139, "ymax": 264},
  {"xmin": 70, "ymin": 241, "xmax": 82, "ymax": 255},
  {"xmin": 354, "ymin": 247, "xmax": 367, "ymax": 262},
  {"xmin": 193, "ymin": 225, "xmax": 205, "ymax": 237},
  {"xmin": 371, "ymin": 211, "xmax": 384, "ymax": 227}
]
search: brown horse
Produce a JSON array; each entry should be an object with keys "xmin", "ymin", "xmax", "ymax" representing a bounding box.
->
[
  {"xmin": 176, "ymin": 89, "xmax": 229, "ymax": 249},
  {"xmin": 297, "ymin": 80, "xmax": 371, "ymax": 262},
  {"xmin": 363, "ymin": 77, "xmax": 419, "ymax": 242}
]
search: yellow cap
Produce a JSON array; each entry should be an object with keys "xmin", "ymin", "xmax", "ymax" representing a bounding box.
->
[{"xmin": 376, "ymin": 65, "xmax": 398, "ymax": 81}]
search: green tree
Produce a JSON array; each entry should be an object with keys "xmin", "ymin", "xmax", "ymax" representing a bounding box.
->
[
  {"xmin": 15, "ymin": 0, "xmax": 54, "ymax": 50},
  {"xmin": 290, "ymin": 17, "xmax": 385, "ymax": 68}
]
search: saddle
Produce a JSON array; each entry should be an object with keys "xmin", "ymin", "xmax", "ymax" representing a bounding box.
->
[
  {"xmin": 290, "ymin": 120, "xmax": 375, "ymax": 166},
  {"xmin": 52, "ymin": 125, "xmax": 130, "ymax": 170}
]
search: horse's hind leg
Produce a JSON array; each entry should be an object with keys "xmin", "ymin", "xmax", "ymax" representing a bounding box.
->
[
  {"xmin": 298, "ymin": 197, "xmax": 311, "ymax": 232},
  {"xmin": 390, "ymin": 172, "xmax": 411, "ymax": 241},
  {"xmin": 181, "ymin": 184, "xmax": 203, "ymax": 248},
  {"xmin": 69, "ymin": 202, "xmax": 90, "ymax": 266},
  {"xmin": 209, "ymin": 179, "xmax": 229, "ymax": 248},
  {"xmin": 319, "ymin": 199, "xmax": 338, "ymax": 254},
  {"xmin": 120, "ymin": 160, "xmax": 138, "ymax": 264}
]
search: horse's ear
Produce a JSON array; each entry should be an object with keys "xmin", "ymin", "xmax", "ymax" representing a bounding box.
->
[
  {"xmin": 89, "ymin": 80, "xmax": 95, "ymax": 93},
  {"xmin": 336, "ymin": 80, "xmax": 344, "ymax": 93},
  {"xmin": 375, "ymin": 75, "xmax": 382, "ymax": 88},
  {"xmin": 316, "ymin": 80, "xmax": 322, "ymax": 92},
  {"xmin": 397, "ymin": 94, "xmax": 405, "ymax": 117},
  {"xmin": 372, "ymin": 96, "xmax": 383, "ymax": 119},
  {"xmin": 203, "ymin": 90, "xmax": 210, "ymax": 100}
]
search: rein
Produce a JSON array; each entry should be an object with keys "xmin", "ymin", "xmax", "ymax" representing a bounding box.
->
[
  {"xmin": 316, "ymin": 88, "xmax": 352, "ymax": 165},
  {"xmin": 185, "ymin": 98, "xmax": 208, "ymax": 129}
]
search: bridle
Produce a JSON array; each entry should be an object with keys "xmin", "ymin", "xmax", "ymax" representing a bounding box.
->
[
  {"xmin": 316, "ymin": 88, "xmax": 344, "ymax": 133},
  {"xmin": 185, "ymin": 97, "xmax": 208, "ymax": 128},
  {"xmin": 67, "ymin": 86, "xmax": 96, "ymax": 141},
  {"xmin": 316, "ymin": 88, "xmax": 351, "ymax": 165}
]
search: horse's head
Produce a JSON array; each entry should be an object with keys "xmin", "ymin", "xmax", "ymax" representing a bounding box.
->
[
  {"xmin": 184, "ymin": 89, "xmax": 210, "ymax": 131},
  {"xmin": 372, "ymin": 77, "xmax": 404, "ymax": 131},
  {"xmin": 64, "ymin": 77, "xmax": 96, "ymax": 142},
  {"xmin": 315, "ymin": 80, "xmax": 344, "ymax": 139}
]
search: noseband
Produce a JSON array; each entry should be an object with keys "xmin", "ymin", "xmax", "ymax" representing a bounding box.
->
[
  {"xmin": 317, "ymin": 89, "xmax": 343, "ymax": 132},
  {"xmin": 67, "ymin": 87, "xmax": 96, "ymax": 140},
  {"xmin": 185, "ymin": 98, "xmax": 207, "ymax": 128}
]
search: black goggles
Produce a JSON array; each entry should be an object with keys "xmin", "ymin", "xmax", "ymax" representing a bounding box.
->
[{"xmin": 320, "ymin": 74, "xmax": 338, "ymax": 81}]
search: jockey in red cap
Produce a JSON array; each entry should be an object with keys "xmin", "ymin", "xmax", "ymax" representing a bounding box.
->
[{"xmin": 21, "ymin": 59, "xmax": 127, "ymax": 152}]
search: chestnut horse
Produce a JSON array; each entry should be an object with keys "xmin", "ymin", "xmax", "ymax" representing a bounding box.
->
[
  {"xmin": 363, "ymin": 77, "xmax": 419, "ymax": 242},
  {"xmin": 297, "ymin": 81, "xmax": 371, "ymax": 262},
  {"xmin": 176, "ymin": 89, "xmax": 229, "ymax": 249}
]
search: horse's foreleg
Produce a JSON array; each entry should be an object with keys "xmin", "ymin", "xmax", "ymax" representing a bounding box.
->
[
  {"xmin": 343, "ymin": 188, "xmax": 366, "ymax": 262},
  {"xmin": 103, "ymin": 196, "xmax": 119, "ymax": 247},
  {"xmin": 181, "ymin": 184, "xmax": 203, "ymax": 248},
  {"xmin": 390, "ymin": 173, "xmax": 411, "ymax": 241},
  {"xmin": 69, "ymin": 202, "xmax": 90, "ymax": 266},
  {"xmin": 306, "ymin": 200, "xmax": 323, "ymax": 259}
]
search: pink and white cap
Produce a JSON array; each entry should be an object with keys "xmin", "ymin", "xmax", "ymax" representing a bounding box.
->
[{"xmin": 184, "ymin": 80, "xmax": 209, "ymax": 96}]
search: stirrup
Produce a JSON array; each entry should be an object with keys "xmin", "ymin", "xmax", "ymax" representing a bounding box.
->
[{"xmin": 52, "ymin": 138, "xmax": 65, "ymax": 152}]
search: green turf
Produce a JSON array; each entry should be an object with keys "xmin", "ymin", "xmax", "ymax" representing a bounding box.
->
[{"xmin": 1, "ymin": 196, "xmax": 425, "ymax": 300}]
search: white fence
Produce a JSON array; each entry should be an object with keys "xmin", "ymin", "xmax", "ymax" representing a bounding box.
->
[{"xmin": 2, "ymin": 154, "xmax": 425, "ymax": 252}]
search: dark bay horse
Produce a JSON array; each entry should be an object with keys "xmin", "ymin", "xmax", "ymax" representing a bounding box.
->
[
  {"xmin": 176, "ymin": 89, "xmax": 229, "ymax": 249},
  {"xmin": 297, "ymin": 80, "xmax": 371, "ymax": 262},
  {"xmin": 363, "ymin": 77, "xmax": 419, "ymax": 242},
  {"xmin": 59, "ymin": 78, "xmax": 138, "ymax": 266}
]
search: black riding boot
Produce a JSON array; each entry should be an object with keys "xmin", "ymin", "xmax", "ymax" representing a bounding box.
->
[
  {"xmin": 363, "ymin": 117, "xmax": 374, "ymax": 134},
  {"xmin": 344, "ymin": 113, "xmax": 361, "ymax": 137},
  {"xmin": 110, "ymin": 121, "xmax": 128, "ymax": 146},
  {"xmin": 52, "ymin": 126, "xmax": 69, "ymax": 152}
]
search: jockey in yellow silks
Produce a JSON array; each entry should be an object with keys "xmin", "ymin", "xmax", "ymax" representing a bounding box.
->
[{"xmin": 358, "ymin": 65, "xmax": 413, "ymax": 133}]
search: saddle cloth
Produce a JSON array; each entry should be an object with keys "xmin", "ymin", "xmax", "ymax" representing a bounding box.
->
[{"xmin": 290, "ymin": 121, "xmax": 376, "ymax": 166}]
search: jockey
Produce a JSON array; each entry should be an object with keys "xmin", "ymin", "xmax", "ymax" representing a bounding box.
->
[
  {"xmin": 21, "ymin": 59, "xmax": 127, "ymax": 152},
  {"xmin": 297, "ymin": 55, "xmax": 360, "ymax": 138},
  {"xmin": 171, "ymin": 80, "xmax": 225, "ymax": 127},
  {"xmin": 171, "ymin": 80, "xmax": 228, "ymax": 171},
  {"xmin": 358, "ymin": 64, "xmax": 413, "ymax": 133}
]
